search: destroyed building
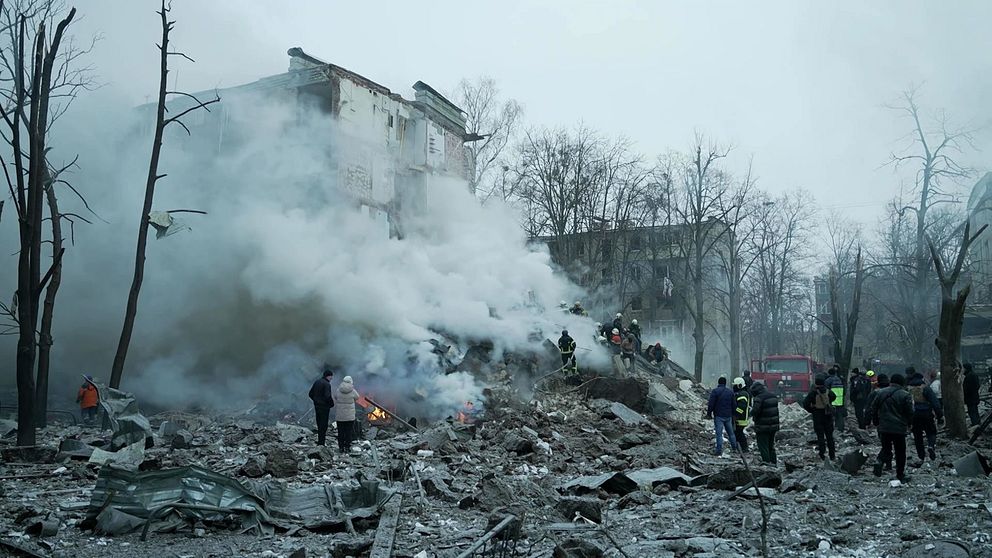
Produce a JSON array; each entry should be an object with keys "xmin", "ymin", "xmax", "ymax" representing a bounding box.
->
[
  {"xmin": 147, "ymin": 47, "xmax": 475, "ymax": 238},
  {"xmin": 540, "ymin": 222, "xmax": 734, "ymax": 376}
]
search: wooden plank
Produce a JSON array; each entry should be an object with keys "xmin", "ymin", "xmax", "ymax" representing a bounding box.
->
[{"xmin": 369, "ymin": 493, "xmax": 403, "ymax": 558}]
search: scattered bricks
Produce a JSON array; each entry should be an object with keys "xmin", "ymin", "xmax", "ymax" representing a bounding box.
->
[{"xmin": 555, "ymin": 497, "xmax": 602, "ymax": 524}]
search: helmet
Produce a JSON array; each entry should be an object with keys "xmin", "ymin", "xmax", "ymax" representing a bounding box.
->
[
  {"xmin": 574, "ymin": 301, "xmax": 581, "ymax": 306},
  {"xmin": 732, "ymin": 377, "xmax": 746, "ymax": 388},
  {"xmin": 612, "ymin": 328, "xmax": 620, "ymax": 334},
  {"xmin": 616, "ymin": 313, "xmax": 622, "ymax": 318},
  {"xmin": 561, "ymin": 329, "xmax": 568, "ymax": 335},
  {"xmin": 865, "ymin": 370, "xmax": 876, "ymax": 377},
  {"xmin": 631, "ymin": 319, "xmax": 638, "ymax": 325},
  {"xmin": 595, "ymin": 322, "xmax": 602, "ymax": 328}
]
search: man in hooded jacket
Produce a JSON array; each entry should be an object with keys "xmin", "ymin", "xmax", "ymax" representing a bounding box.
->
[
  {"xmin": 803, "ymin": 376, "xmax": 836, "ymax": 460},
  {"xmin": 308, "ymin": 369, "xmax": 335, "ymax": 446},
  {"xmin": 750, "ymin": 381, "xmax": 780, "ymax": 464},
  {"xmin": 869, "ymin": 373, "xmax": 914, "ymax": 483},
  {"xmin": 907, "ymin": 368, "xmax": 942, "ymax": 465}
]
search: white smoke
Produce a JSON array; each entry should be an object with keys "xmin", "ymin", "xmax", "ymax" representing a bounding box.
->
[{"xmin": 0, "ymin": 86, "xmax": 610, "ymax": 419}]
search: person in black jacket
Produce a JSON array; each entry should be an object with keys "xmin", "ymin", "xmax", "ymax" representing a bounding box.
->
[
  {"xmin": 850, "ymin": 368, "xmax": 871, "ymax": 429},
  {"xmin": 963, "ymin": 363, "xmax": 981, "ymax": 426},
  {"xmin": 803, "ymin": 376, "xmax": 836, "ymax": 460},
  {"xmin": 869, "ymin": 373, "xmax": 914, "ymax": 482},
  {"xmin": 907, "ymin": 369, "xmax": 942, "ymax": 465},
  {"xmin": 558, "ymin": 330, "xmax": 577, "ymax": 373},
  {"xmin": 750, "ymin": 381, "xmax": 780, "ymax": 464},
  {"xmin": 308, "ymin": 369, "xmax": 335, "ymax": 446}
]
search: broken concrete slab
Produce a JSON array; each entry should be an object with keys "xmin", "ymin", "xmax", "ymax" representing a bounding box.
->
[
  {"xmin": 840, "ymin": 449, "xmax": 869, "ymax": 474},
  {"xmin": 170, "ymin": 429, "xmax": 193, "ymax": 449},
  {"xmin": 559, "ymin": 472, "xmax": 637, "ymax": 496},
  {"xmin": 276, "ymin": 421, "xmax": 312, "ymax": 444},
  {"xmin": 88, "ymin": 440, "xmax": 145, "ymax": 471},
  {"xmin": 952, "ymin": 451, "xmax": 991, "ymax": 477},
  {"xmin": 706, "ymin": 466, "xmax": 781, "ymax": 490},
  {"xmin": 57, "ymin": 439, "xmax": 96, "ymax": 460},
  {"xmin": 627, "ymin": 466, "xmax": 702, "ymax": 489},
  {"xmin": 583, "ymin": 377, "xmax": 648, "ymax": 412},
  {"xmin": 607, "ymin": 401, "xmax": 647, "ymax": 426},
  {"xmin": 264, "ymin": 446, "xmax": 300, "ymax": 478}
]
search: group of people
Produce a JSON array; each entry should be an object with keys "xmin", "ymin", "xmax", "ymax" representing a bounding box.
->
[
  {"xmin": 308, "ymin": 368, "xmax": 362, "ymax": 453},
  {"xmin": 596, "ymin": 312, "xmax": 668, "ymax": 367},
  {"xmin": 708, "ymin": 361, "xmax": 990, "ymax": 485},
  {"xmin": 706, "ymin": 376, "xmax": 781, "ymax": 464}
]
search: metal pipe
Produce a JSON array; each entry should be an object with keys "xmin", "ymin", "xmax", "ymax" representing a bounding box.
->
[{"xmin": 455, "ymin": 515, "xmax": 517, "ymax": 558}]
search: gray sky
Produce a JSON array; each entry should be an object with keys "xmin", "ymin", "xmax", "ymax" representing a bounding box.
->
[{"xmin": 73, "ymin": 0, "xmax": 992, "ymax": 224}]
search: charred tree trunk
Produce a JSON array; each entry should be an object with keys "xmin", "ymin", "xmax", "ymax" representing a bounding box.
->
[
  {"xmin": 108, "ymin": 7, "xmax": 169, "ymax": 388},
  {"xmin": 935, "ymin": 285, "xmax": 970, "ymax": 438},
  {"xmin": 35, "ymin": 177, "xmax": 63, "ymax": 428},
  {"xmin": 8, "ymin": 9, "xmax": 76, "ymax": 446},
  {"xmin": 928, "ymin": 222, "xmax": 986, "ymax": 439},
  {"xmin": 109, "ymin": 1, "xmax": 218, "ymax": 388}
]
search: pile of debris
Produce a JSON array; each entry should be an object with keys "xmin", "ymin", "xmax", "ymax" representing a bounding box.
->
[{"xmin": 3, "ymin": 368, "xmax": 992, "ymax": 557}]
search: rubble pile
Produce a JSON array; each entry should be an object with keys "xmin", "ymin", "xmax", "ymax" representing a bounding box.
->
[{"xmin": 2, "ymin": 373, "xmax": 992, "ymax": 557}]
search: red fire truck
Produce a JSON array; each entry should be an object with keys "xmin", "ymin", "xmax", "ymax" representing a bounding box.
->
[{"xmin": 749, "ymin": 354, "xmax": 824, "ymax": 404}]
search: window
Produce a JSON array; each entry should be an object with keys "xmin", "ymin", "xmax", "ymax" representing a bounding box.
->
[
  {"xmin": 387, "ymin": 114, "xmax": 394, "ymax": 128},
  {"xmin": 631, "ymin": 296, "xmax": 643, "ymax": 311},
  {"xmin": 630, "ymin": 235, "xmax": 642, "ymax": 251},
  {"xmin": 630, "ymin": 266, "xmax": 641, "ymax": 281}
]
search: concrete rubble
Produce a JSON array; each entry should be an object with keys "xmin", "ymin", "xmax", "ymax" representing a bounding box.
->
[{"xmin": 1, "ymin": 361, "xmax": 992, "ymax": 557}]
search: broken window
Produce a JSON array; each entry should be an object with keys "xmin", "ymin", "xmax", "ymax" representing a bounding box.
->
[
  {"xmin": 630, "ymin": 235, "xmax": 642, "ymax": 251},
  {"xmin": 631, "ymin": 296, "xmax": 643, "ymax": 311}
]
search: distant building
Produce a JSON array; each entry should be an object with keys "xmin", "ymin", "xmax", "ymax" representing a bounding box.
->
[
  {"xmin": 152, "ymin": 47, "xmax": 475, "ymax": 236},
  {"xmin": 963, "ymin": 172, "xmax": 992, "ymax": 369},
  {"xmin": 539, "ymin": 222, "xmax": 733, "ymax": 375}
]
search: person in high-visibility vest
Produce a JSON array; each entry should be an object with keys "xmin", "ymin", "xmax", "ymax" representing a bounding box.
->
[
  {"xmin": 732, "ymin": 377, "xmax": 752, "ymax": 453},
  {"xmin": 824, "ymin": 365, "xmax": 846, "ymax": 432}
]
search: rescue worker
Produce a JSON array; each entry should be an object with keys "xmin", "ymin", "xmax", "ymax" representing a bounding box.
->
[
  {"xmin": 333, "ymin": 375, "xmax": 361, "ymax": 453},
  {"xmin": 705, "ymin": 377, "xmax": 738, "ymax": 456},
  {"xmin": 76, "ymin": 376, "xmax": 99, "ymax": 425},
  {"xmin": 732, "ymin": 377, "xmax": 752, "ymax": 453},
  {"xmin": 612, "ymin": 313, "xmax": 625, "ymax": 335},
  {"xmin": 620, "ymin": 334, "xmax": 636, "ymax": 370},
  {"xmin": 610, "ymin": 328, "xmax": 622, "ymax": 352},
  {"xmin": 570, "ymin": 301, "xmax": 587, "ymax": 316},
  {"xmin": 598, "ymin": 321, "xmax": 613, "ymax": 341},
  {"xmin": 866, "ymin": 369, "xmax": 878, "ymax": 389},
  {"xmin": 907, "ymin": 368, "xmax": 942, "ymax": 465},
  {"xmin": 750, "ymin": 381, "xmax": 781, "ymax": 465},
  {"xmin": 850, "ymin": 368, "xmax": 872, "ymax": 430},
  {"xmin": 558, "ymin": 330, "xmax": 577, "ymax": 373},
  {"xmin": 963, "ymin": 363, "xmax": 981, "ymax": 426},
  {"xmin": 803, "ymin": 376, "xmax": 836, "ymax": 460},
  {"xmin": 629, "ymin": 319, "xmax": 642, "ymax": 353},
  {"xmin": 869, "ymin": 373, "xmax": 914, "ymax": 483},
  {"xmin": 824, "ymin": 365, "xmax": 846, "ymax": 432},
  {"xmin": 308, "ymin": 368, "xmax": 335, "ymax": 446}
]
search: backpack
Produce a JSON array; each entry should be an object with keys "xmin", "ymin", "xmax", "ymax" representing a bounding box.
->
[
  {"xmin": 909, "ymin": 384, "xmax": 925, "ymax": 404},
  {"xmin": 815, "ymin": 391, "xmax": 833, "ymax": 415}
]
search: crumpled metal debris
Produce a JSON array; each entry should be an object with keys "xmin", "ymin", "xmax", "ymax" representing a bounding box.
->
[
  {"xmin": 86, "ymin": 465, "xmax": 395, "ymax": 537},
  {"xmin": 148, "ymin": 211, "xmax": 191, "ymax": 239},
  {"xmin": 98, "ymin": 387, "xmax": 153, "ymax": 450}
]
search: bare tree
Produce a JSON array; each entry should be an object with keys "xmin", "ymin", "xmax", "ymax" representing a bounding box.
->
[
  {"xmin": 928, "ymin": 221, "xmax": 986, "ymax": 438},
  {"xmin": 747, "ymin": 190, "xmax": 816, "ymax": 357},
  {"xmin": 453, "ymin": 77, "xmax": 522, "ymax": 203},
  {"xmin": 668, "ymin": 135, "xmax": 734, "ymax": 382},
  {"xmin": 886, "ymin": 87, "xmax": 974, "ymax": 367},
  {"xmin": 0, "ymin": 0, "xmax": 78, "ymax": 445},
  {"xmin": 109, "ymin": 0, "xmax": 219, "ymax": 389}
]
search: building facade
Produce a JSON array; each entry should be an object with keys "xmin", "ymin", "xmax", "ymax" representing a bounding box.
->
[
  {"xmin": 160, "ymin": 47, "xmax": 473, "ymax": 237},
  {"xmin": 540, "ymin": 223, "xmax": 733, "ymax": 375}
]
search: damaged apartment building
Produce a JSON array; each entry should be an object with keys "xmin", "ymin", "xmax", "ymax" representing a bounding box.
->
[
  {"xmin": 541, "ymin": 223, "xmax": 733, "ymax": 376},
  {"xmin": 154, "ymin": 47, "xmax": 475, "ymax": 237}
]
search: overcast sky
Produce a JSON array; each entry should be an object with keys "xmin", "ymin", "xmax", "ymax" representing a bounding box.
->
[{"xmin": 72, "ymin": 0, "xmax": 992, "ymax": 225}]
